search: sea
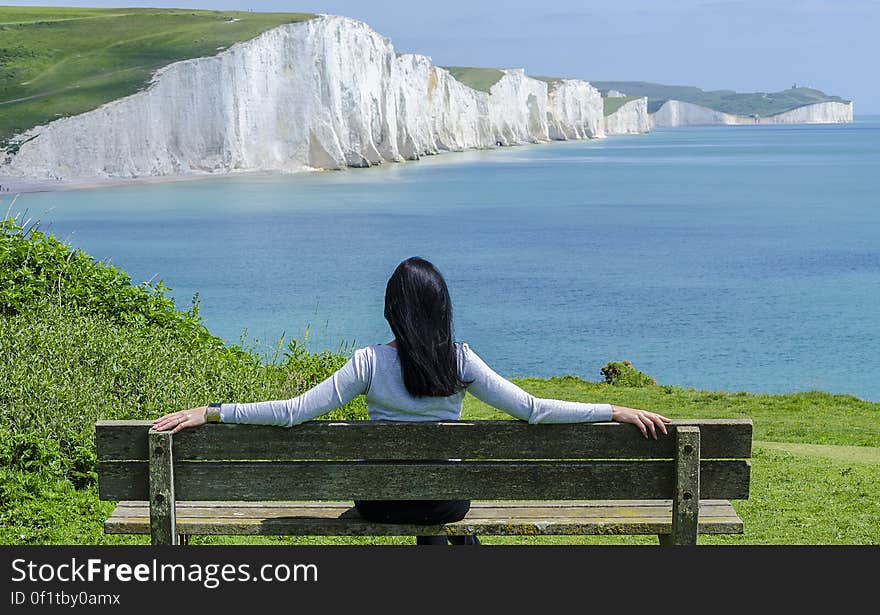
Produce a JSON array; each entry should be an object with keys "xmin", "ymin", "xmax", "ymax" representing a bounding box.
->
[{"xmin": 7, "ymin": 118, "xmax": 879, "ymax": 400}]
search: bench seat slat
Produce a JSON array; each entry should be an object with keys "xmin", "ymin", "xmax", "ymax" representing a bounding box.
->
[
  {"xmin": 109, "ymin": 499, "xmax": 733, "ymax": 509},
  {"xmin": 98, "ymin": 460, "xmax": 750, "ymax": 501},
  {"xmin": 108, "ymin": 503, "xmax": 739, "ymax": 520},
  {"xmin": 96, "ymin": 420, "xmax": 753, "ymax": 461},
  {"xmin": 105, "ymin": 500, "xmax": 743, "ymax": 536}
]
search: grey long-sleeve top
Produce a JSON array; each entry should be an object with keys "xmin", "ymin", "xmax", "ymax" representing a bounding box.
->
[{"xmin": 220, "ymin": 343, "xmax": 613, "ymax": 426}]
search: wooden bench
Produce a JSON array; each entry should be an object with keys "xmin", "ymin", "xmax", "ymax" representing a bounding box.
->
[{"xmin": 95, "ymin": 418, "xmax": 752, "ymax": 545}]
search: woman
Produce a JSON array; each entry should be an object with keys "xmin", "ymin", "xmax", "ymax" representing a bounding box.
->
[{"xmin": 154, "ymin": 257, "xmax": 669, "ymax": 545}]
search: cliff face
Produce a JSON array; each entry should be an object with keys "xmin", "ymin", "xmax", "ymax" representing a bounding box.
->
[
  {"xmin": 603, "ymin": 97, "xmax": 650, "ymax": 135},
  {"xmin": 650, "ymin": 100, "xmax": 737, "ymax": 127},
  {"xmin": 546, "ymin": 79, "xmax": 604, "ymax": 140},
  {"xmin": 487, "ymin": 68, "xmax": 548, "ymax": 144},
  {"xmin": 754, "ymin": 101, "xmax": 853, "ymax": 124},
  {"xmin": 1, "ymin": 15, "xmax": 606, "ymax": 181},
  {"xmin": 652, "ymin": 99, "xmax": 854, "ymax": 127}
]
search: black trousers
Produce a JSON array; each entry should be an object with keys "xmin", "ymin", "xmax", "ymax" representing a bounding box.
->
[{"xmin": 353, "ymin": 499, "xmax": 481, "ymax": 545}]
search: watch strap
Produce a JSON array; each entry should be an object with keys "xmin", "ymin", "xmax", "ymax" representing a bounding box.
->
[{"xmin": 206, "ymin": 402, "xmax": 222, "ymax": 423}]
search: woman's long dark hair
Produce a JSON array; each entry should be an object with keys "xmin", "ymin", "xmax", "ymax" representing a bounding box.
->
[{"xmin": 384, "ymin": 257, "xmax": 469, "ymax": 397}]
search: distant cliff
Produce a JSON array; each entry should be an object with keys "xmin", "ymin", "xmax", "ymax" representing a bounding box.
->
[
  {"xmin": 545, "ymin": 79, "xmax": 604, "ymax": 140},
  {"xmin": 593, "ymin": 81, "xmax": 852, "ymax": 117},
  {"xmin": 651, "ymin": 100, "xmax": 854, "ymax": 127},
  {"xmin": 4, "ymin": 13, "xmax": 852, "ymax": 185},
  {"xmin": 0, "ymin": 16, "xmax": 607, "ymax": 182},
  {"xmin": 603, "ymin": 97, "xmax": 650, "ymax": 135}
]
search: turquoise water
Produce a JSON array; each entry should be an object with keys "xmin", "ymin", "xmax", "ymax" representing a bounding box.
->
[{"xmin": 9, "ymin": 119, "xmax": 880, "ymax": 400}]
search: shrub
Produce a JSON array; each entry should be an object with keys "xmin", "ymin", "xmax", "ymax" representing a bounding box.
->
[
  {"xmin": 600, "ymin": 360, "xmax": 656, "ymax": 387},
  {"xmin": 0, "ymin": 215, "xmax": 214, "ymax": 343},
  {"xmin": 0, "ymin": 217, "xmax": 363, "ymax": 542}
]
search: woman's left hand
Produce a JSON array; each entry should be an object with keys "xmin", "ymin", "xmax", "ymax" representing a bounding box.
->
[
  {"xmin": 611, "ymin": 405, "xmax": 671, "ymax": 439},
  {"xmin": 152, "ymin": 406, "xmax": 208, "ymax": 433}
]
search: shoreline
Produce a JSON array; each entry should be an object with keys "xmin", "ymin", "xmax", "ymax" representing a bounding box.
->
[
  {"xmin": 0, "ymin": 167, "xmax": 321, "ymax": 195},
  {"xmin": 0, "ymin": 136, "xmax": 604, "ymax": 194},
  {"xmin": 4, "ymin": 115, "xmax": 878, "ymax": 195}
]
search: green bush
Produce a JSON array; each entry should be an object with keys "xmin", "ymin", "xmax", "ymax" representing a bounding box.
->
[
  {"xmin": 0, "ymin": 216, "xmax": 213, "ymax": 342},
  {"xmin": 0, "ymin": 217, "xmax": 363, "ymax": 542},
  {"xmin": 600, "ymin": 360, "xmax": 656, "ymax": 387}
]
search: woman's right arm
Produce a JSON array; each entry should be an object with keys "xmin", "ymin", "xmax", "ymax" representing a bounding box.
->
[
  {"xmin": 218, "ymin": 348, "xmax": 372, "ymax": 427},
  {"xmin": 460, "ymin": 344, "xmax": 670, "ymax": 438},
  {"xmin": 153, "ymin": 347, "xmax": 372, "ymax": 431}
]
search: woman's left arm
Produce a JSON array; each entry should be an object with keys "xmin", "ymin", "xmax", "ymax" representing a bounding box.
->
[
  {"xmin": 153, "ymin": 348, "xmax": 372, "ymax": 433},
  {"xmin": 460, "ymin": 344, "xmax": 670, "ymax": 438}
]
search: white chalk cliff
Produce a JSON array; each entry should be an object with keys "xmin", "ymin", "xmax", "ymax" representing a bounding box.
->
[
  {"xmin": 0, "ymin": 15, "xmax": 607, "ymax": 182},
  {"xmin": 752, "ymin": 101, "xmax": 854, "ymax": 124},
  {"xmin": 651, "ymin": 99, "xmax": 854, "ymax": 127},
  {"xmin": 603, "ymin": 97, "xmax": 650, "ymax": 135},
  {"xmin": 546, "ymin": 79, "xmax": 604, "ymax": 140}
]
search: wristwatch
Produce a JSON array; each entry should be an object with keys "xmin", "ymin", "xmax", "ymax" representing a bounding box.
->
[{"xmin": 206, "ymin": 402, "xmax": 222, "ymax": 423}]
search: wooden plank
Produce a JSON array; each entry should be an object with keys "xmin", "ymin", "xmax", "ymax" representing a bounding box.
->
[
  {"xmin": 106, "ymin": 517, "xmax": 743, "ymax": 536},
  {"xmin": 98, "ymin": 459, "xmax": 750, "ymax": 501},
  {"xmin": 148, "ymin": 430, "xmax": 178, "ymax": 546},
  {"xmin": 108, "ymin": 503, "xmax": 739, "ymax": 521},
  {"xmin": 668, "ymin": 426, "xmax": 700, "ymax": 546},
  {"xmin": 95, "ymin": 419, "xmax": 753, "ymax": 461},
  {"xmin": 104, "ymin": 500, "xmax": 743, "ymax": 536},
  {"xmin": 110, "ymin": 498, "xmax": 737, "ymax": 509}
]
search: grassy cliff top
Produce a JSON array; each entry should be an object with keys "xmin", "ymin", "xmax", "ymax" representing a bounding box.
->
[
  {"xmin": 442, "ymin": 66, "xmax": 505, "ymax": 93},
  {"xmin": 603, "ymin": 95, "xmax": 642, "ymax": 116},
  {"xmin": 591, "ymin": 81, "xmax": 850, "ymax": 116},
  {"xmin": 531, "ymin": 75, "xmax": 564, "ymax": 87},
  {"xmin": 0, "ymin": 6, "xmax": 315, "ymax": 146}
]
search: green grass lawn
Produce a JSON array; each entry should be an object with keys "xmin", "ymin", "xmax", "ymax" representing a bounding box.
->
[
  {"xmin": 0, "ymin": 6, "xmax": 315, "ymax": 146},
  {"xmin": 603, "ymin": 95, "xmax": 642, "ymax": 116},
  {"xmin": 442, "ymin": 66, "xmax": 505, "ymax": 93},
  {"xmin": 754, "ymin": 441, "xmax": 880, "ymax": 464}
]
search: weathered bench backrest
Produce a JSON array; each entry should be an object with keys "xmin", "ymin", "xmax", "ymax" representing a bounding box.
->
[{"xmin": 96, "ymin": 420, "xmax": 751, "ymax": 502}]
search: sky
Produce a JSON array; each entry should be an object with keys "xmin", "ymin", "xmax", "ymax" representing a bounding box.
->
[{"xmin": 5, "ymin": 0, "xmax": 877, "ymax": 113}]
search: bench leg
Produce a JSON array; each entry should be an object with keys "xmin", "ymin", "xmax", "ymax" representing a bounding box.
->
[
  {"xmin": 149, "ymin": 430, "xmax": 178, "ymax": 545},
  {"xmin": 178, "ymin": 534, "xmax": 190, "ymax": 546},
  {"xmin": 668, "ymin": 426, "xmax": 700, "ymax": 546}
]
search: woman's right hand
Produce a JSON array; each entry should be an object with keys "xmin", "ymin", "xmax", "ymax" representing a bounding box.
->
[
  {"xmin": 153, "ymin": 406, "xmax": 208, "ymax": 433},
  {"xmin": 611, "ymin": 405, "xmax": 671, "ymax": 439}
]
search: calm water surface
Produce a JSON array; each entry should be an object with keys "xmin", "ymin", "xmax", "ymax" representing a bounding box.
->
[{"xmin": 9, "ymin": 118, "xmax": 880, "ymax": 400}]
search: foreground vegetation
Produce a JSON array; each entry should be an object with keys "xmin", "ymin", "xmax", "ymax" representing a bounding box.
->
[
  {"xmin": 1, "ymin": 215, "xmax": 877, "ymax": 545},
  {"xmin": 0, "ymin": 6, "xmax": 314, "ymax": 146},
  {"xmin": 591, "ymin": 81, "xmax": 850, "ymax": 116}
]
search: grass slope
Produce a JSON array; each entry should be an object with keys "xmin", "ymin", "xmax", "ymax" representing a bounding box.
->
[
  {"xmin": 603, "ymin": 95, "xmax": 641, "ymax": 116},
  {"xmin": 1, "ymin": 214, "xmax": 878, "ymax": 545},
  {"xmin": 755, "ymin": 441, "xmax": 880, "ymax": 465},
  {"xmin": 591, "ymin": 81, "xmax": 849, "ymax": 116},
  {"xmin": 531, "ymin": 75, "xmax": 563, "ymax": 87},
  {"xmin": 442, "ymin": 66, "xmax": 505, "ymax": 93},
  {"xmin": 0, "ymin": 6, "xmax": 315, "ymax": 146}
]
